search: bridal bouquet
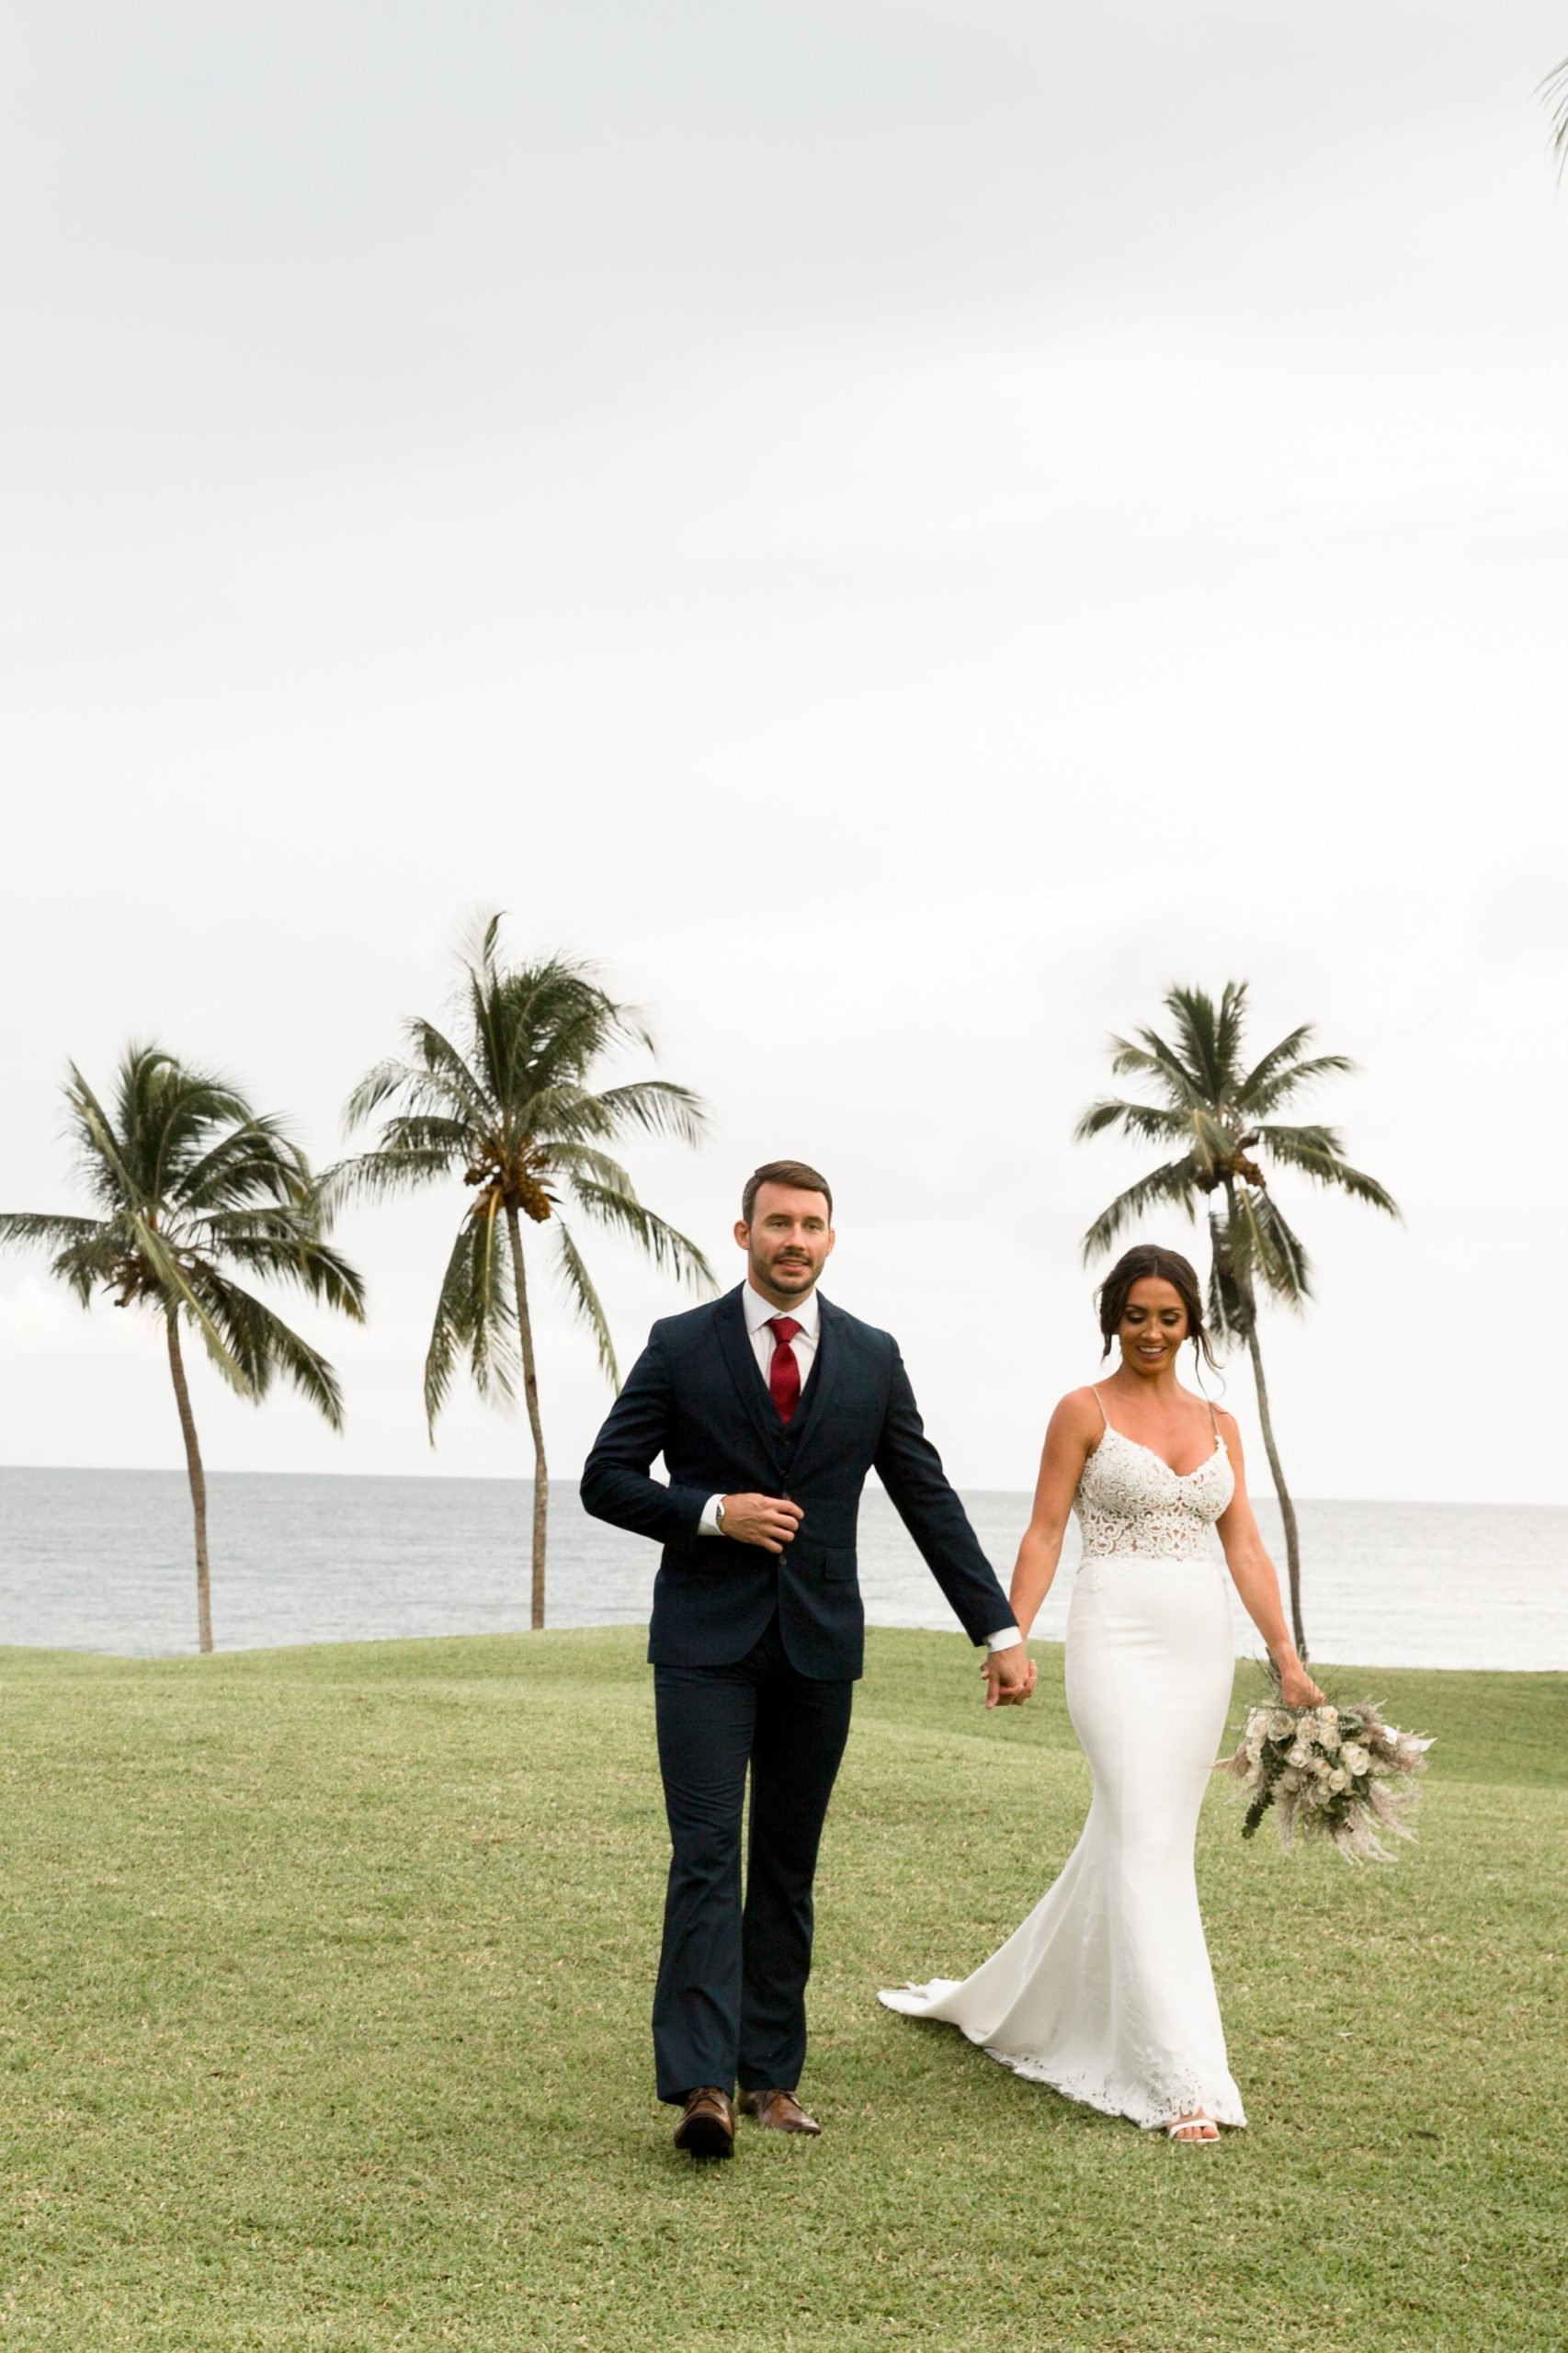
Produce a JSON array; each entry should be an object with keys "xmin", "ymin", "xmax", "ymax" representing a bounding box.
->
[{"xmin": 1218, "ymin": 1696, "xmax": 1433, "ymax": 1863}]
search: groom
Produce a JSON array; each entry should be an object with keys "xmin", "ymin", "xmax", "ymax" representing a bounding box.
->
[{"xmin": 580, "ymin": 1159, "xmax": 1034, "ymax": 2158}]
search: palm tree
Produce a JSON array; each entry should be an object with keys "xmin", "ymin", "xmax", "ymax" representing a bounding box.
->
[
  {"xmin": 0, "ymin": 1047, "xmax": 365, "ymax": 1654},
  {"xmin": 330, "ymin": 917, "xmax": 715, "ymax": 1630},
  {"xmin": 1074, "ymin": 981, "xmax": 1399, "ymax": 1658}
]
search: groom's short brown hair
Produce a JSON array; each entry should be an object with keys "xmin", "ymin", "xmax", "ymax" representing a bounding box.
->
[{"xmin": 742, "ymin": 1160, "xmax": 833, "ymax": 1224}]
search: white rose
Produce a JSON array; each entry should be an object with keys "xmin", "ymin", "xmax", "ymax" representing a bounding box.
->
[
  {"xmin": 1312, "ymin": 1756, "xmax": 1333, "ymax": 1779},
  {"xmin": 1316, "ymin": 1704, "xmax": 1338, "ymax": 1723},
  {"xmin": 1287, "ymin": 1745, "xmax": 1310, "ymax": 1768},
  {"xmin": 1343, "ymin": 1745, "xmax": 1370, "ymax": 1775},
  {"xmin": 1317, "ymin": 1721, "xmax": 1341, "ymax": 1753},
  {"xmin": 1328, "ymin": 1768, "xmax": 1348, "ymax": 1793},
  {"xmin": 1267, "ymin": 1711, "xmax": 1294, "ymax": 1740}
]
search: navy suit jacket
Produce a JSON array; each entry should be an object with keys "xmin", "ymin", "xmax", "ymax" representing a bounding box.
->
[{"xmin": 579, "ymin": 1284, "xmax": 1014, "ymax": 1679}]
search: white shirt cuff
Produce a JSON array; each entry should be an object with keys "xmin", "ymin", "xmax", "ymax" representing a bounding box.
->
[
  {"xmin": 985, "ymin": 1626, "xmax": 1025, "ymax": 1652},
  {"xmin": 699, "ymin": 1495, "xmax": 726, "ymax": 1537}
]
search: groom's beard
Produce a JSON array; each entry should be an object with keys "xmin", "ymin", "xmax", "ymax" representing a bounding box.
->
[{"xmin": 752, "ymin": 1250, "xmax": 819, "ymax": 1297}]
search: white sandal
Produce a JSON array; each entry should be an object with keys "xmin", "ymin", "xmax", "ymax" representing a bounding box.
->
[{"xmin": 1165, "ymin": 2111, "xmax": 1219, "ymax": 2143}]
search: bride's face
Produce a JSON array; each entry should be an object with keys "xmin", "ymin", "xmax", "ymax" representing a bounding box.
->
[{"xmin": 1117, "ymin": 1277, "xmax": 1188, "ymax": 1376}]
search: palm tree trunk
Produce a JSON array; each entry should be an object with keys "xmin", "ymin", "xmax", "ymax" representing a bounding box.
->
[
  {"xmin": 504, "ymin": 1207, "xmax": 549, "ymax": 1631},
  {"xmin": 1221, "ymin": 1181, "xmax": 1308, "ymax": 1661},
  {"xmin": 165, "ymin": 1308, "xmax": 213, "ymax": 1655},
  {"xmin": 1244, "ymin": 1324, "xmax": 1308, "ymax": 1662}
]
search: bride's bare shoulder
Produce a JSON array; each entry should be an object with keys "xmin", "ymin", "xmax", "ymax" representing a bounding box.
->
[{"xmin": 1047, "ymin": 1386, "xmax": 1105, "ymax": 1443}]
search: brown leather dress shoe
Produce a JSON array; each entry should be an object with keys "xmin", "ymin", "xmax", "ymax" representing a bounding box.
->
[
  {"xmin": 673, "ymin": 2086, "xmax": 734, "ymax": 2159},
  {"xmin": 737, "ymin": 2087, "xmax": 821, "ymax": 2136}
]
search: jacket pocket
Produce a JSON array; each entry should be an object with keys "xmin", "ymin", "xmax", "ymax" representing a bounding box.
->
[{"xmin": 796, "ymin": 1545, "xmax": 855, "ymax": 1582}]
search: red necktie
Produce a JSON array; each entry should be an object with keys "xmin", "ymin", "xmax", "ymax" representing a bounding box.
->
[{"xmin": 767, "ymin": 1316, "xmax": 803, "ymax": 1423}]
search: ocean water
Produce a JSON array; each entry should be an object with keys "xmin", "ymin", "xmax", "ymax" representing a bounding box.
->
[{"xmin": 0, "ymin": 1466, "xmax": 1563, "ymax": 1671}]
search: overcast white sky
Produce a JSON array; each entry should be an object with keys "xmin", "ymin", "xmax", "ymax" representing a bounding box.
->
[{"xmin": 3, "ymin": 2, "xmax": 1565, "ymax": 1507}]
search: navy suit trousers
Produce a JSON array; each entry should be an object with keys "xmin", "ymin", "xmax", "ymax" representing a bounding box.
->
[{"xmin": 651, "ymin": 1613, "xmax": 853, "ymax": 2104}]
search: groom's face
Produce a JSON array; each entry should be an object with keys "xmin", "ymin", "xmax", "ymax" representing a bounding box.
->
[{"xmin": 736, "ymin": 1183, "xmax": 835, "ymax": 1302}]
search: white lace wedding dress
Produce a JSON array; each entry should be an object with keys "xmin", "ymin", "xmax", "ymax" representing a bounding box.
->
[{"xmin": 879, "ymin": 1395, "xmax": 1246, "ymax": 2129}]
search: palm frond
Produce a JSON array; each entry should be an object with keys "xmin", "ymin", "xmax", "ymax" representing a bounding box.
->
[
  {"xmin": 62, "ymin": 1063, "xmax": 143, "ymax": 1211},
  {"xmin": 347, "ymin": 1023, "xmax": 490, "ymax": 1134},
  {"xmin": 1205, "ymin": 1204, "xmax": 1252, "ymax": 1346},
  {"xmin": 168, "ymin": 1112, "xmax": 309, "ymax": 1215},
  {"xmin": 1542, "ymin": 53, "xmax": 1568, "ymax": 181},
  {"xmin": 1226, "ymin": 1185, "xmax": 1313, "ymax": 1310},
  {"xmin": 1073, "ymin": 1097, "xmax": 1188, "ymax": 1146},
  {"xmin": 424, "ymin": 1199, "xmax": 516, "ymax": 1434},
  {"xmin": 205, "ymin": 1227, "xmax": 369, "ymax": 1319},
  {"xmin": 343, "ymin": 1055, "xmax": 426, "ymax": 1131},
  {"xmin": 362, "ymin": 1114, "xmax": 476, "ymax": 1157},
  {"xmin": 553, "ymin": 1217, "xmax": 619, "ymax": 1385},
  {"xmin": 1162, "ymin": 982, "xmax": 1248, "ymax": 1101},
  {"xmin": 1233, "ymin": 1024, "xmax": 1313, "ymax": 1103},
  {"xmin": 49, "ymin": 1232, "xmax": 121, "ymax": 1307},
  {"xmin": 410, "ymin": 1019, "xmax": 494, "ymax": 1111},
  {"xmin": 467, "ymin": 1196, "xmax": 516, "ymax": 1404},
  {"xmin": 592, "ymin": 1080, "xmax": 709, "ymax": 1147},
  {"xmin": 514, "ymin": 1082, "xmax": 618, "ymax": 1145},
  {"xmin": 471, "ymin": 950, "xmax": 643, "ymax": 1116},
  {"xmin": 567, "ymin": 1182, "xmax": 717, "ymax": 1291},
  {"xmin": 200, "ymin": 1204, "xmax": 313, "ymax": 1245},
  {"xmin": 192, "ymin": 1270, "xmax": 347, "ymax": 1428},
  {"xmin": 547, "ymin": 1142, "xmax": 639, "ymax": 1194},
  {"xmin": 0, "ymin": 1211, "xmax": 108, "ymax": 1255},
  {"xmin": 1079, "ymin": 1157, "xmax": 1199, "ymax": 1263},
  {"xmin": 422, "ymin": 1224, "xmax": 476, "ymax": 1433},
  {"xmin": 1210, "ymin": 980, "xmax": 1250, "ymax": 1088},
  {"xmin": 317, "ymin": 1144, "xmax": 464, "ymax": 1212},
  {"xmin": 128, "ymin": 1049, "xmax": 255, "ymax": 1206},
  {"xmin": 3, "ymin": 1212, "xmax": 122, "ymax": 1309},
  {"xmin": 1244, "ymin": 1051, "xmax": 1356, "ymax": 1118},
  {"xmin": 1257, "ymin": 1127, "xmax": 1401, "ymax": 1215},
  {"xmin": 130, "ymin": 1219, "xmax": 254, "ymax": 1392},
  {"xmin": 1108, "ymin": 1031, "xmax": 1206, "ymax": 1108}
]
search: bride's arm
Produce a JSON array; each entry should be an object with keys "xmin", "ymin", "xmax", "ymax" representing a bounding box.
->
[
  {"xmin": 1213, "ymin": 1413, "xmax": 1324, "ymax": 1706},
  {"xmin": 1007, "ymin": 1392, "xmax": 1097, "ymax": 1639}
]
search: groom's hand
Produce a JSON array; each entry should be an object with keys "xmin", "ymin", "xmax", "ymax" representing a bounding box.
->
[
  {"xmin": 720, "ymin": 1494, "xmax": 804, "ymax": 1553},
  {"xmin": 983, "ymin": 1644, "xmax": 1037, "ymax": 1709}
]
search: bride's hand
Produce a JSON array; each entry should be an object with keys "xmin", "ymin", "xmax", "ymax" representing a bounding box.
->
[{"xmin": 1276, "ymin": 1655, "xmax": 1326, "ymax": 1708}]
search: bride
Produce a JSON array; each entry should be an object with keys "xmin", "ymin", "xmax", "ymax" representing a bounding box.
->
[{"xmin": 880, "ymin": 1243, "xmax": 1323, "ymax": 2143}]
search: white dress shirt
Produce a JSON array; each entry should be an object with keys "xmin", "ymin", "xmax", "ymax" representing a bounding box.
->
[{"xmin": 699, "ymin": 1282, "xmax": 1021, "ymax": 1653}]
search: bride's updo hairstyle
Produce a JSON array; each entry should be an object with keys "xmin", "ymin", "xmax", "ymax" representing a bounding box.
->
[{"xmin": 1096, "ymin": 1245, "xmax": 1220, "ymax": 1372}]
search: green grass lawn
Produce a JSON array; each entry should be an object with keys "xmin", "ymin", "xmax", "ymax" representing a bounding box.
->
[{"xmin": 1, "ymin": 1628, "xmax": 1562, "ymax": 2351}]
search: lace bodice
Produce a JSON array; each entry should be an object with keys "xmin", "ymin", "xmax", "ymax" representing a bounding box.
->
[{"xmin": 1075, "ymin": 1422, "xmax": 1233, "ymax": 1562}]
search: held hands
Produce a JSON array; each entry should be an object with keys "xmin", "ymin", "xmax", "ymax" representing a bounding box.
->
[
  {"xmin": 982, "ymin": 1644, "xmax": 1038, "ymax": 1709},
  {"xmin": 720, "ymin": 1494, "xmax": 804, "ymax": 1554}
]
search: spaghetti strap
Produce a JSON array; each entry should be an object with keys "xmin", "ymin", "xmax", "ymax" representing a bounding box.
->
[
  {"xmin": 1203, "ymin": 1396, "xmax": 1220, "ymax": 1438},
  {"xmin": 1090, "ymin": 1383, "xmax": 1111, "ymax": 1430}
]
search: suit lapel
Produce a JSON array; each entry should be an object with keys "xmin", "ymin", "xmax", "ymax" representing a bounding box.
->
[
  {"xmin": 716, "ymin": 1285, "xmax": 787, "ymax": 1464},
  {"xmin": 786, "ymin": 1293, "xmax": 842, "ymax": 1460}
]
